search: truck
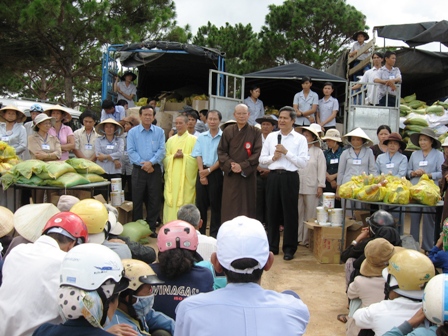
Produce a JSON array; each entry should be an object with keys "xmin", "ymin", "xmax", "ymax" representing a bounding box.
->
[{"xmin": 101, "ymin": 41, "xmax": 245, "ymax": 122}]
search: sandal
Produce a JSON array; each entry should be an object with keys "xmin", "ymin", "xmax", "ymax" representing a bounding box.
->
[{"xmin": 337, "ymin": 314, "xmax": 348, "ymax": 323}]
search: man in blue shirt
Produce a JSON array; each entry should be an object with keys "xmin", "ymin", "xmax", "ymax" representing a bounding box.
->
[
  {"xmin": 100, "ymin": 99, "xmax": 126, "ymax": 122},
  {"xmin": 174, "ymin": 216, "xmax": 310, "ymax": 336},
  {"xmin": 127, "ymin": 105, "xmax": 166, "ymax": 238},
  {"xmin": 191, "ymin": 110, "xmax": 223, "ymax": 238}
]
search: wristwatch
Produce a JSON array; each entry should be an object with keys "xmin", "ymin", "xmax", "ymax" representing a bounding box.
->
[{"xmin": 351, "ymin": 240, "xmax": 357, "ymax": 246}]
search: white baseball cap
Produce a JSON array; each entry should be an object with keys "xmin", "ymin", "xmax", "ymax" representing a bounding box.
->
[{"xmin": 217, "ymin": 216, "xmax": 269, "ymax": 274}]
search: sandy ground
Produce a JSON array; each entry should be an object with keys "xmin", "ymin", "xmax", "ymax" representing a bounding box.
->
[{"xmin": 261, "ymin": 246, "xmax": 347, "ymax": 335}]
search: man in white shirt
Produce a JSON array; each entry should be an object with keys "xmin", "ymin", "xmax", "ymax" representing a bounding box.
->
[
  {"xmin": 177, "ymin": 204, "xmax": 217, "ymax": 262},
  {"xmin": 352, "ymin": 52, "xmax": 384, "ymax": 105},
  {"xmin": 374, "ymin": 51, "xmax": 402, "ymax": 107},
  {"xmin": 259, "ymin": 106, "xmax": 308, "ymax": 260}
]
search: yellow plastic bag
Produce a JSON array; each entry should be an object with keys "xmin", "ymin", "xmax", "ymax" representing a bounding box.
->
[
  {"xmin": 339, "ymin": 181, "xmax": 362, "ymax": 199},
  {"xmin": 409, "ymin": 174, "xmax": 441, "ymax": 206},
  {"xmin": 384, "ymin": 182, "xmax": 411, "ymax": 205},
  {"xmin": 356, "ymin": 184, "xmax": 387, "ymax": 202}
]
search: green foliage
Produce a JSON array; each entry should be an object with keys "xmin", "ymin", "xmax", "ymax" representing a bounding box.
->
[
  {"xmin": 192, "ymin": 0, "xmax": 366, "ymax": 73},
  {"xmin": 261, "ymin": 0, "xmax": 367, "ymax": 69},
  {"xmin": 192, "ymin": 22, "xmax": 261, "ymax": 74},
  {"xmin": 0, "ymin": 0, "xmax": 185, "ymax": 107}
]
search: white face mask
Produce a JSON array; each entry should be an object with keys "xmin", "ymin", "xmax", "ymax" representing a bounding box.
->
[{"xmin": 132, "ymin": 294, "xmax": 154, "ymax": 318}]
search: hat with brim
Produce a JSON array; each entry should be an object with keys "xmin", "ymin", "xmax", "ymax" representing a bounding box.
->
[
  {"xmin": 108, "ymin": 211, "xmax": 123, "ymax": 236},
  {"xmin": 0, "ymin": 206, "xmax": 14, "ymax": 237},
  {"xmin": 383, "ymin": 132, "xmax": 406, "ymax": 152},
  {"xmin": 322, "ymin": 128, "xmax": 343, "ymax": 143},
  {"xmin": 96, "ymin": 118, "xmax": 124, "ymax": 136},
  {"xmin": 360, "ymin": 238, "xmax": 403, "ymax": 277},
  {"xmin": 255, "ymin": 115, "xmax": 278, "ymax": 126},
  {"xmin": 57, "ymin": 195, "xmax": 80, "ymax": 212},
  {"xmin": 0, "ymin": 106, "xmax": 27, "ymax": 123},
  {"xmin": 87, "ymin": 231, "xmax": 106, "ymax": 244},
  {"xmin": 442, "ymin": 137, "xmax": 448, "ymax": 147},
  {"xmin": 14, "ymin": 203, "xmax": 60, "ymax": 242},
  {"xmin": 121, "ymin": 116, "xmax": 140, "ymax": 128},
  {"xmin": 352, "ymin": 31, "xmax": 369, "ymax": 41},
  {"xmin": 296, "ymin": 123, "xmax": 324, "ymax": 139},
  {"xmin": 220, "ymin": 119, "xmax": 237, "ymax": 131},
  {"xmin": 33, "ymin": 113, "xmax": 56, "ymax": 132},
  {"xmin": 410, "ymin": 127, "xmax": 441, "ymax": 149},
  {"xmin": 120, "ymin": 71, "xmax": 137, "ymax": 82},
  {"xmin": 44, "ymin": 105, "xmax": 72, "ymax": 123},
  {"xmin": 342, "ymin": 127, "xmax": 373, "ymax": 147}
]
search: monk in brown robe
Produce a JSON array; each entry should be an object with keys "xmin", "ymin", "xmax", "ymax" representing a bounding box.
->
[{"xmin": 218, "ymin": 104, "xmax": 262, "ymax": 222}]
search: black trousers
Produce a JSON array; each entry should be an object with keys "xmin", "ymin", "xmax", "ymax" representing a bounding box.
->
[
  {"xmin": 131, "ymin": 164, "xmax": 162, "ymax": 231},
  {"xmin": 256, "ymin": 174, "xmax": 268, "ymax": 224},
  {"xmin": 196, "ymin": 168, "xmax": 223, "ymax": 238},
  {"xmin": 379, "ymin": 95, "xmax": 396, "ymax": 107},
  {"xmin": 266, "ymin": 170, "xmax": 299, "ymax": 255}
]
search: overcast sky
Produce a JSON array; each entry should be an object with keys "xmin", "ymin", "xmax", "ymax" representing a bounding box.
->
[{"xmin": 175, "ymin": 0, "xmax": 448, "ymax": 52}]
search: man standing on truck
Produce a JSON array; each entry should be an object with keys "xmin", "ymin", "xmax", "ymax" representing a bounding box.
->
[
  {"xmin": 374, "ymin": 51, "xmax": 402, "ymax": 107},
  {"xmin": 352, "ymin": 52, "xmax": 384, "ymax": 105},
  {"xmin": 218, "ymin": 104, "xmax": 262, "ymax": 222},
  {"xmin": 127, "ymin": 105, "xmax": 165, "ymax": 238}
]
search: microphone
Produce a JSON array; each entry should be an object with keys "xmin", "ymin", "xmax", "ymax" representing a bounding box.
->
[{"xmin": 277, "ymin": 134, "xmax": 282, "ymax": 145}]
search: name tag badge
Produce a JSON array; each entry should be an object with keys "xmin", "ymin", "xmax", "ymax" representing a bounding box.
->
[
  {"xmin": 386, "ymin": 163, "xmax": 395, "ymax": 169},
  {"xmin": 41, "ymin": 144, "xmax": 50, "ymax": 150},
  {"xmin": 419, "ymin": 160, "xmax": 428, "ymax": 167},
  {"xmin": 389, "ymin": 75, "xmax": 395, "ymax": 79},
  {"xmin": 1, "ymin": 136, "xmax": 9, "ymax": 142},
  {"xmin": 353, "ymin": 159, "xmax": 362, "ymax": 165},
  {"xmin": 330, "ymin": 158, "xmax": 339, "ymax": 164},
  {"xmin": 106, "ymin": 145, "xmax": 115, "ymax": 150},
  {"xmin": 85, "ymin": 144, "xmax": 93, "ymax": 150}
]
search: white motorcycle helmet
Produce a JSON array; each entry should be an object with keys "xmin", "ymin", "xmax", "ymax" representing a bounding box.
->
[
  {"xmin": 60, "ymin": 243, "xmax": 128, "ymax": 292},
  {"xmin": 423, "ymin": 274, "xmax": 448, "ymax": 325}
]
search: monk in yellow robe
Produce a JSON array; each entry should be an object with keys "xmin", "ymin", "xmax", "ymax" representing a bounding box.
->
[{"xmin": 163, "ymin": 115, "xmax": 198, "ymax": 223}]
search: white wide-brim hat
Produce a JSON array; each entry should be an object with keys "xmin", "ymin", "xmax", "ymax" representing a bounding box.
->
[
  {"xmin": 0, "ymin": 105, "xmax": 27, "ymax": 123},
  {"xmin": 322, "ymin": 128, "xmax": 342, "ymax": 143},
  {"xmin": 96, "ymin": 118, "xmax": 124, "ymax": 136},
  {"xmin": 33, "ymin": 113, "xmax": 55, "ymax": 132},
  {"xmin": 14, "ymin": 203, "xmax": 60, "ymax": 242},
  {"xmin": 44, "ymin": 105, "xmax": 72, "ymax": 123},
  {"xmin": 342, "ymin": 127, "xmax": 373, "ymax": 147},
  {"xmin": 0, "ymin": 206, "xmax": 14, "ymax": 237},
  {"xmin": 297, "ymin": 123, "xmax": 324, "ymax": 139}
]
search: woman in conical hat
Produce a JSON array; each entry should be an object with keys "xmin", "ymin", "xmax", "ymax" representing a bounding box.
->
[{"xmin": 336, "ymin": 128, "xmax": 378, "ymax": 214}]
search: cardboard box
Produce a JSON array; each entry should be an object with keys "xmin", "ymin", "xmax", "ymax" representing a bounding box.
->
[
  {"xmin": 306, "ymin": 218, "xmax": 362, "ymax": 264},
  {"xmin": 163, "ymin": 101, "xmax": 184, "ymax": 112},
  {"xmin": 116, "ymin": 201, "xmax": 133, "ymax": 224},
  {"xmin": 192, "ymin": 100, "xmax": 209, "ymax": 111}
]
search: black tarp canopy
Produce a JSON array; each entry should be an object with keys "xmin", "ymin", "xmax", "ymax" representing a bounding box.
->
[
  {"xmin": 374, "ymin": 21, "xmax": 448, "ymax": 47},
  {"xmin": 244, "ymin": 63, "xmax": 346, "ymax": 109},
  {"xmin": 112, "ymin": 42, "xmax": 225, "ymax": 99}
]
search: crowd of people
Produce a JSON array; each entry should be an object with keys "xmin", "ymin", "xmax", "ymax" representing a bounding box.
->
[{"xmin": 0, "ymin": 36, "xmax": 448, "ymax": 334}]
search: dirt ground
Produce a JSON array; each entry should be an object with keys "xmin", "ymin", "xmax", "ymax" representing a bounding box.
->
[{"xmin": 261, "ymin": 246, "xmax": 347, "ymax": 335}]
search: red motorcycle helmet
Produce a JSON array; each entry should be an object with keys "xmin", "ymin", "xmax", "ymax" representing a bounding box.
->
[{"xmin": 43, "ymin": 212, "xmax": 88, "ymax": 245}]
